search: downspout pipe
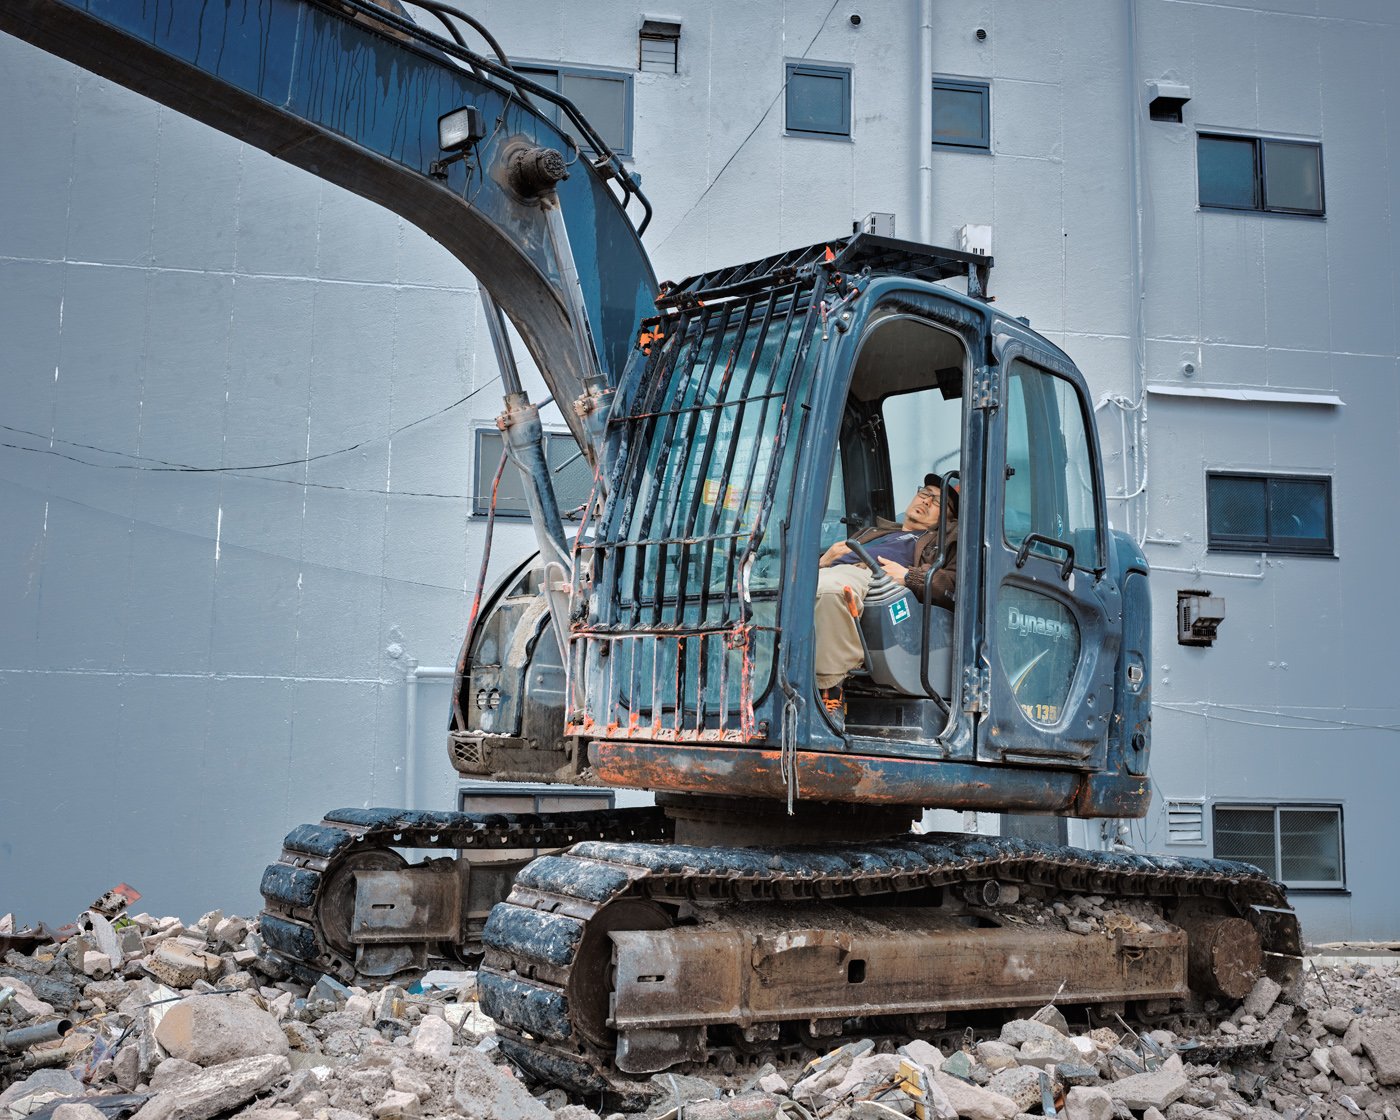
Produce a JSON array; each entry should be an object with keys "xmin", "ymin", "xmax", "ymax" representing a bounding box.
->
[
  {"xmin": 1126, "ymin": 0, "xmax": 1149, "ymax": 543},
  {"xmin": 917, "ymin": 0, "xmax": 934, "ymax": 243}
]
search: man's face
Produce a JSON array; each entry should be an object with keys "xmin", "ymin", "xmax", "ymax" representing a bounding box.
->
[{"xmin": 904, "ymin": 485, "xmax": 942, "ymax": 531}]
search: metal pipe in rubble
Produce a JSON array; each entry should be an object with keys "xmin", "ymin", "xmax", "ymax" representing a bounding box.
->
[{"xmin": 1, "ymin": 1019, "xmax": 73, "ymax": 1052}]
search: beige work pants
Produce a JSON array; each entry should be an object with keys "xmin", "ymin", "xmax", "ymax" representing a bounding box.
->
[{"xmin": 814, "ymin": 564, "xmax": 873, "ymax": 689}]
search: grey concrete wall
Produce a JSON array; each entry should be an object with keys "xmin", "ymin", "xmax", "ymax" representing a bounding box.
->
[
  {"xmin": 0, "ymin": 36, "xmax": 543, "ymax": 921},
  {"xmin": 3, "ymin": 1, "xmax": 1398, "ymax": 942}
]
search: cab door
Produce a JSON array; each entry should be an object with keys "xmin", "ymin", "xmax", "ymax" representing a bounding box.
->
[{"xmin": 974, "ymin": 341, "xmax": 1121, "ymax": 768}]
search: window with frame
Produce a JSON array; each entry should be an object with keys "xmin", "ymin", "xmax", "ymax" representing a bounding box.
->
[
  {"xmin": 1213, "ymin": 804, "xmax": 1344, "ymax": 889},
  {"xmin": 516, "ymin": 63, "xmax": 633, "ymax": 156},
  {"xmin": 1003, "ymin": 360, "xmax": 1103, "ymax": 572},
  {"xmin": 1206, "ymin": 472, "xmax": 1333, "ymax": 555},
  {"xmin": 1197, "ymin": 133, "xmax": 1324, "ymax": 215},
  {"xmin": 473, "ymin": 428, "xmax": 595, "ymax": 520},
  {"xmin": 785, "ymin": 62, "xmax": 851, "ymax": 138},
  {"xmin": 932, "ymin": 78, "xmax": 990, "ymax": 150}
]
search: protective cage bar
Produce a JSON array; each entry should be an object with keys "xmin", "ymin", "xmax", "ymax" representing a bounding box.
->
[
  {"xmin": 567, "ymin": 282, "xmax": 823, "ymax": 741},
  {"xmin": 655, "ymin": 233, "xmax": 992, "ymax": 310}
]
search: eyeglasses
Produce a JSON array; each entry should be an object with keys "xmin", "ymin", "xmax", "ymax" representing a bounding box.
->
[{"xmin": 915, "ymin": 487, "xmax": 941, "ymax": 501}]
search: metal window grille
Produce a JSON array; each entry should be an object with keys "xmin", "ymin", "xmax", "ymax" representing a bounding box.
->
[
  {"xmin": 1165, "ymin": 800, "xmax": 1206, "ymax": 845},
  {"xmin": 1213, "ymin": 804, "xmax": 1344, "ymax": 889},
  {"xmin": 1206, "ymin": 472, "xmax": 1333, "ymax": 555},
  {"xmin": 639, "ymin": 20, "xmax": 680, "ymax": 73},
  {"xmin": 567, "ymin": 283, "xmax": 820, "ymax": 742}
]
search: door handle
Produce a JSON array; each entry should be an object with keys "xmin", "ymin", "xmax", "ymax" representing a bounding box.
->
[{"xmin": 1015, "ymin": 533, "xmax": 1075, "ymax": 581}]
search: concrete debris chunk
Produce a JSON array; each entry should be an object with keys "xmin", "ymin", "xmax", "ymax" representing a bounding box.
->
[
  {"xmin": 686, "ymin": 1095, "xmax": 787, "ymax": 1120},
  {"xmin": 409, "ymin": 1013, "xmax": 454, "ymax": 1060},
  {"xmin": 151, "ymin": 1056, "xmax": 212, "ymax": 1089},
  {"xmin": 131, "ymin": 1053, "xmax": 291, "ymax": 1120},
  {"xmin": 0, "ymin": 1070, "xmax": 86, "ymax": 1111},
  {"xmin": 81, "ymin": 951, "xmax": 114, "ymax": 979},
  {"xmin": 1030, "ymin": 1003, "xmax": 1071, "ymax": 1036},
  {"xmin": 975, "ymin": 1040, "xmax": 1020, "ymax": 1072},
  {"xmin": 1065, "ymin": 1086, "xmax": 1115, "ymax": 1120},
  {"xmin": 1106, "ymin": 1069, "xmax": 1189, "ymax": 1111},
  {"xmin": 900, "ymin": 1039, "xmax": 946, "ymax": 1070},
  {"xmin": 153, "ymin": 994, "xmax": 289, "ymax": 1066},
  {"xmin": 1017, "ymin": 1035, "xmax": 1081, "ymax": 1069},
  {"xmin": 930, "ymin": 1071, "xmax": 1019, "ymax": 1120},
  {"xmin": 1361, "ymin": 1018, "xmax": 1400, "ymax": 1085},
  {"xmin": 1000, "ymin": 1020, "xmax": 1071, "ymax": 1049},
  {"xmin": 372, "ymin": 1089, "xmax": 420, "ymax": 1118},
  {"xmin": 144, "ymin": 943, "xmax": 223, "ymax": 989},
  {"xmin": 451, "ymin": 1048, "xmax": 554, "ymax": 1120},
  {"xmin": 51, "ymin": 1104, "xmax": 109, "ymax": 1120},
  {"xmin": 1240, "ymin": 976, "xmax": 1281, "ymax": 1019},
  {"xmin": 985, "ymin": 1066, "xmax": 1046, "ymax": 1112}
]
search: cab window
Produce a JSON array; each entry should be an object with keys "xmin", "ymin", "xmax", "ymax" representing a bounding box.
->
[{"xmin": 1003, "ymin": 359, "xmax": 1102, "ymax": 572}]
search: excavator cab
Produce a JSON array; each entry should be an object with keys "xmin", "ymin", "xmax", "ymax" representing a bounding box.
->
[{"xmin": 571, "ymin": 235, "xmax": 1151, "ymax": 822}]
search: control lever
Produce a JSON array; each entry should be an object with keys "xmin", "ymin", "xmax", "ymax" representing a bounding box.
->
[{"xmin": 845, "ymin": 539, "xmax": 898, "ymax": 596}]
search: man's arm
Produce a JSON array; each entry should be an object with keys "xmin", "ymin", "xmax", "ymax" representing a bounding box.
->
[{"xmin": 902, "ymin": 529, "xmax": 957, "ymax": 609}]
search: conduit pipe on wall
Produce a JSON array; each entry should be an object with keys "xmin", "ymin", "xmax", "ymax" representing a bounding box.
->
[
  {"xmin": 405, "ymin": 661, "xmax": 456, "ymax": 807},
  {"xmin": 1125, "ymin": 0, "xmax": 1150, "ymax": 542},
  {"xmin": 917, "ymin": 0, "xmax": 934, "ymax": 242}
]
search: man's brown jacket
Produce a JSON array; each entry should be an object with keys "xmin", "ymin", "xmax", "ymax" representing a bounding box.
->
[{"xmin": 850, "ymin": 519, "xmax": 959, "ymax": 610}]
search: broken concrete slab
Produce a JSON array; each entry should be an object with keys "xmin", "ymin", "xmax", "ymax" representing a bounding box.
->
[
  {"xmin": 1241, "ymin": 976, "xmax": 1280, "ymax": 1019},
  {"xmin": 144, "ymin": 944, "xmax": 223, "ymax": 989},
  {"xmin": 1361, "ymin": 1019, "xmax": 1400, "ymax": 1086},
  {"xmin": 1331, "ymin": 1046, "xmax": 1364, "ymax": 1086},
  {"xmin": 130, "ymin": 1054, "xmax": 290, "ymax": 1120},
  {"xmin": 0, "ymin": 1071, "xmax": 86, "ymax": 1111},
  {"xmin": 931, "ymin": 1071, "xmax": 1018, "ymax": 1120},
  {"xmin": 1105, "ymin": 1069, "xmax": 1189, "ymax": 1111}
]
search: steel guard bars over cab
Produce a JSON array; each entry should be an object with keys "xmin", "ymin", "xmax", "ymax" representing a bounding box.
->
[{"xmin": 0, "ymin": 0, "xmax": 659, "ymax": 457}]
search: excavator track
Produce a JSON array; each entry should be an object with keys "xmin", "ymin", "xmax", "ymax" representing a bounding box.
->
[
  {"xmin": 258, "ymin": 806, "xmax": 673, "ymax": 984},
  {"xmin": 478, "ymin": 834, "xmax": 1303, "ymax": 1104}
]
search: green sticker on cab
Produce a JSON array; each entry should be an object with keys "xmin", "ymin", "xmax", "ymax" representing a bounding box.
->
[{"xmin": 889, "ymin": 599, "xmax": 910, "ymax": 625}]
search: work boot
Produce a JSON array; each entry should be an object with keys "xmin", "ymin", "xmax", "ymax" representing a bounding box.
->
[{"xmin": 820, "ymin": 685, "xmax": 846, "ymax": 730}]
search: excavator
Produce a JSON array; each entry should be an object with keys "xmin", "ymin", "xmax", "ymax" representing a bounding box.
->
[{"xmin": 2, "ymin": 0, "xmax": 1301, "ymax": 1102}]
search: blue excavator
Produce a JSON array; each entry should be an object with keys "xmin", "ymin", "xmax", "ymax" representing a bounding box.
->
[{"xmin": 2, "ymin": 0, "xmax": 1300, "ymax": 1102}]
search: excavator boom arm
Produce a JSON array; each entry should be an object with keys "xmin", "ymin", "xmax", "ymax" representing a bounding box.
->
[{"xmin": 0, "ymin": 0, "xmax": 658, "ymax": 456}]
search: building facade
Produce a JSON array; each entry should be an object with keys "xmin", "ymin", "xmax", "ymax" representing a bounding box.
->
[{"xmin": 1, "ymin": 1, "xmax": 1396, "ymax": 940}]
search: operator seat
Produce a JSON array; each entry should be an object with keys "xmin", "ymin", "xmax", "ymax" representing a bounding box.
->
[{"xmin": 852, "ymin": 561, "xmax": 955, "ymax": 699}]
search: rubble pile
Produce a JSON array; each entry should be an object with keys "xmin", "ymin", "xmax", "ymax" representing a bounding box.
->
[{"xmin": 3, "ymin": 903, "xmax": 1400, "ymax": 1120}]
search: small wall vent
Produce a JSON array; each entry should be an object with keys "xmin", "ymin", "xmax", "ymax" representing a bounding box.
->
[
  {"xmin": 1166, "ymin": 800, "xmax": 1206, "ymax": 845},
  {"xmin": 639, "ymin": 19, "xmax": 680, "ymax": 73}
]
